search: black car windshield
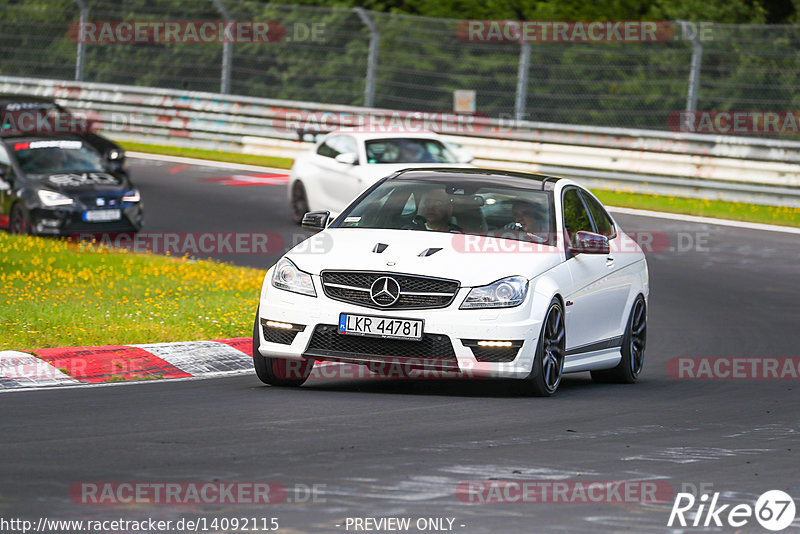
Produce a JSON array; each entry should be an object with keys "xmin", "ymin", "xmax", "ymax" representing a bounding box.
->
[
  {"xmin": 334, "ymin": 178, "xmax": 555, "ymax": 244},
  {"xmin": 12, "ymin": 140, "xmax": 106, "ymax": 174},
  {"xmin": 365, "ymin": 138, "xmax": 457, "ymax": 164}
]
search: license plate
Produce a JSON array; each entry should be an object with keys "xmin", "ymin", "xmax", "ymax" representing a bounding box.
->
[
  {"xmin": 338, "ymin": 313, "xmax": 423, "ymax": 341},
  {"xmin": 83, "ymin": 209, "xmax": 121, "ymax": 222}
]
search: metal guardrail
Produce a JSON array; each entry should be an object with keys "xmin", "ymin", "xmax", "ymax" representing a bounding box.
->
[{"xmin": 2, "ymin": 75, "xmax": 799, "ymax": 207}]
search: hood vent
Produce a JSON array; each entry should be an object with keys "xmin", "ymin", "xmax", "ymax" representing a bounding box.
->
[
  {"xmin": 418, "ymin": 247, "xmax": 442, "ymax": 257},
  {"xmin": 372, "ymin": 243, "xmax": 389, "ymax": 253}
]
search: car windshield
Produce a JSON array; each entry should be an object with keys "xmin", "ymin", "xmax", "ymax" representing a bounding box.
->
[
  {"xmin": 334, "ymin": 178, "xmax": 555, "ymax": 244},
  {"xmin": 364, "ymin": 138, "xmax": 457, "ymax": 164},
  {"xmin": 12, "ymin": 140, "xmax": 107, "ymax": 174}
]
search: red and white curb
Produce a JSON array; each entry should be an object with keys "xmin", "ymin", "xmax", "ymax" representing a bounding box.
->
[{"xmin": 0, "ymin": 338, "xmax": 253, "ymax": 391}]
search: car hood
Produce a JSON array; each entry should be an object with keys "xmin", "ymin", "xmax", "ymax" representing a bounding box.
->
[
  {"xmin": 285, "ymin": 228, "xmax": 563, "ymax": 287},
  {"xmin": 32, "ymin": 171, "xmax": 131, "ymax": 195}
]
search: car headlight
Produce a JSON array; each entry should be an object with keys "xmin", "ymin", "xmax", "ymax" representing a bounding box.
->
[
  {"xmin": 271, "ymin": 258, "xmax": 316, "ymax": 297},
  {"xmin": 460, "ymin": 275, "xmax": 528, "ymax": 309},
  {"xmin": 122, "ymin": 189, "xmax": 140, "ymax": 202},
  {"xmin": 108, "ymin": 149, "xmax": 124, "ymax": 160},
  {"xmin": 37, "ymin": 190, "xmax": 74, "ymax": 207}
]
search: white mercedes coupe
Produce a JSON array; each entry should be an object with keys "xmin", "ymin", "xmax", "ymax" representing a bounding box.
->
[
  {"xmin": 256, "ymin": 168, "xmax": 649, "ymax": 396},
  {"xmin": 287, "ymin": 131, "xmax": 474, "ymax": 223}
]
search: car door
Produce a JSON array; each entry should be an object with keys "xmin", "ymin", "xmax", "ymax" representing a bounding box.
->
[
  {"xmin": 313, "ymin": 135, "xmax": 363, "ymax": 212},
  {"xmin": 562, "ymin": 186, "xmax": 617, "ymax": 353},
  {"xmin": 580, "ymin": 189, "xmax": 634, "ymax": 338}
]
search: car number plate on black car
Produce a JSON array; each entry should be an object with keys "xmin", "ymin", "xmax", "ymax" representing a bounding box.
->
[
  {"xmin": 83, "ymin": 209, "xmax": 121, "ymax": 222},
  {"xmin": 338, "ymin": 313, "xmax": 423, "ymax": 341}
]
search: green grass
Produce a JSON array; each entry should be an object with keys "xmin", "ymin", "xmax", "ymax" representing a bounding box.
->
[
  {"xmin": 120, "ymin": 141, "xmax": 293, "ymax": 169},
  {"xmin": 594, "ymin": 190, "xmax": 800, "ymax": 228},
  {"xmin": 0, "ymin": 232, "xmax": 264, "ymax": 351}
]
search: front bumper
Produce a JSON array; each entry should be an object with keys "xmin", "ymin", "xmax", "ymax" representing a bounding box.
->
[
  {"xmin": 256, "ymin": 269, "xmax": 543, "ymax": 379},
  {"xmin": 30, "ymin": 202, "xmax": 144, "ymax": 236}
]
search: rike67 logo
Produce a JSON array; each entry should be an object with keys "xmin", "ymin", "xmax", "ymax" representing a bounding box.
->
[{"xmin": 668, "ymin": 489, "xmax": 796, "ymax": 531}]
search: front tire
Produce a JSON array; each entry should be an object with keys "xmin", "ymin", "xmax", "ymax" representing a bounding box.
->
[
  {"xmin": 591, "ymin": 295, "xmax": 646, "ymax": 384},
  {"xmin": 252, "ymin": 310, "xmax": 313, "ymax": 386},
  {"xmin": 10, "ymin": 203, "xmax": 32, "ymax": 235},
  {"xmin": 526, "ymin": 298, "xmax": 566, "ymax": 397},
  {"xmin": 290, "ymin": 181, "xmax": 309, "ymax": 225}
]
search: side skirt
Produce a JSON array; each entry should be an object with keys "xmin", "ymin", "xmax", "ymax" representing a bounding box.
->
[{"xmin": 563, "ymin": 335, "xmax": 624, "ymax": 373}]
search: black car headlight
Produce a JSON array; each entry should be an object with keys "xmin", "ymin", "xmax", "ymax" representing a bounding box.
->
[
  {"xmin": 122, "ymin": 189, "xmax": 140, "ymax": 202},
  {"xmin": 37, "ymin": 190, "xmax": 74, "ymax": 207}
]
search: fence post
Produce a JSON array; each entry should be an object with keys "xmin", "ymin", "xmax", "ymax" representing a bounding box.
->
[
  {"xmin": 514, "ymin": 42, "xmax": 531, "ymax": 121},
  {"xmin": 73, "ymin": 0, "xmax": 88, "ymax": 81},
  {"xmin": 211, "ymin": 0, "xmax": 233, "ymax": 94},
  {"xmin": 354, "ymin": 8, "xmax": 379, "ymax": 108},
  {"xmin": 680, "ymin": 20, "xmax": 703, "ymax": 113}
]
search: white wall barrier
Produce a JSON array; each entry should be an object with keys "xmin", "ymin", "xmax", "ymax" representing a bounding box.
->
[{"xmin": 2, "ymin": 75, "xmax": 799, "ymax": 207}]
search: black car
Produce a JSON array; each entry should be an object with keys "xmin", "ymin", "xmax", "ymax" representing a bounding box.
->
[
  {"xmin": 0, "ymin": 135, "xmax": 143, "ymax": 235},
  {"xmin": 0, "ymin": 94, "xmax": 125, "ymax": 169}
]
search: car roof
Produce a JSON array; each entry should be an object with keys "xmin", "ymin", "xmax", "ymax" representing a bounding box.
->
[
  {"xmin": 0, "ymin": 94, "xmax": 57, "ymax": 107},
  {"xmin": 325, "ymin": 129, "xmax": 445, "ymax": 141},
  {"xmin": 1, "ymin": 134, "xmax": 85, "ymax": 146},
  {"xmin": 387, "ymin": 167, "xmax": 562, "ymax": 191}
]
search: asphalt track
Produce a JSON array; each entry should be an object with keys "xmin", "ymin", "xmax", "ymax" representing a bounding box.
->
[{"xmin": 1, "ymin": 156, "xmax": 799, "ymax": 533}]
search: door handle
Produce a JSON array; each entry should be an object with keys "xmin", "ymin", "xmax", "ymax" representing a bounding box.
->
[{"xmin": 606, "ymin": 255, "xmax": 615, "ymax": 267}]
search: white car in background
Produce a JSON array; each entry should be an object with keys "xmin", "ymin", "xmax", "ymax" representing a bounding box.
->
[{"xmin": 288, "ymin": 131, "xmax": 474, "ymax": 223}]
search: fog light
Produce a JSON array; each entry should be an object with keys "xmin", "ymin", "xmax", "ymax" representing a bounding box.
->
[
  {"xmin": 266, "ymin": 320, "xmax": 294, "ymax": 330},
  {"xmin": 477, "ymin": 340, "xmax": 514, "ymax": 348},
  {"xmin": 35, "ymin": 219, "xmax": 62, "ymax": 234},
  {"xmin": 462, "ymin": 339, "xmax": 524, "ymax": 363}
]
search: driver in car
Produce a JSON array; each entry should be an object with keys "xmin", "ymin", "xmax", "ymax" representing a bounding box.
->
[
  {"xmin": 504, "ymin": 199, "xmax": 546, "ymax": 236},
  {"xmin": 398, "ymin": 141, "xmax": 435, "ymax": 163},
  {"xmin": 407, "ymin": 189, "xmax": 462, "ymax": 232}
]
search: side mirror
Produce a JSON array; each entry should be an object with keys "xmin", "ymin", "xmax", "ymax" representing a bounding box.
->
[
  {"xmin": 334, "ymin": 152, "xmax": 358, "ymax": 165},
  {"xmin": 301, "ymin": 210, "xmax": 330, "ymax": 231},
  {"xmin": 0, "ymin": 166, "xmax": 10, "ymax": 188},
  {"xmin": 454, "ymin": 149, "xmax": 474, "ymax": 164},
  {"xmin": 569, "ymin": 231, "xmax": 609, "ymax": 255},
  {"xmin": 444, "ymin": 141, "xmax": 474, "ymax": 164},
  {"xmin": 106, "ymin": 149, "xmax": 124, "ymax": 172}
]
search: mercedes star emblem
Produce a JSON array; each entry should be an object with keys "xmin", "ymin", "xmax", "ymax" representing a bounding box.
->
[{"xmin": 370, "ymin": 276, "xmax": 401, "ymax": 307}]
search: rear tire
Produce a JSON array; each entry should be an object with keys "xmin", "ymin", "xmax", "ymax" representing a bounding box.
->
[
  {"xmin": 526, "ymin": 298, "xmax": 566, "ymax": 397},
  {"xmin": 252, "ymin": 309, "xmax": 313, "ymax": 386},
  {"xmin": 290, "ymin": 181, "xmax": 309, "ymax": 225},
  {"xmin": 591, "ymin": 295, "xmax": 646, "ymax": 384}
]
